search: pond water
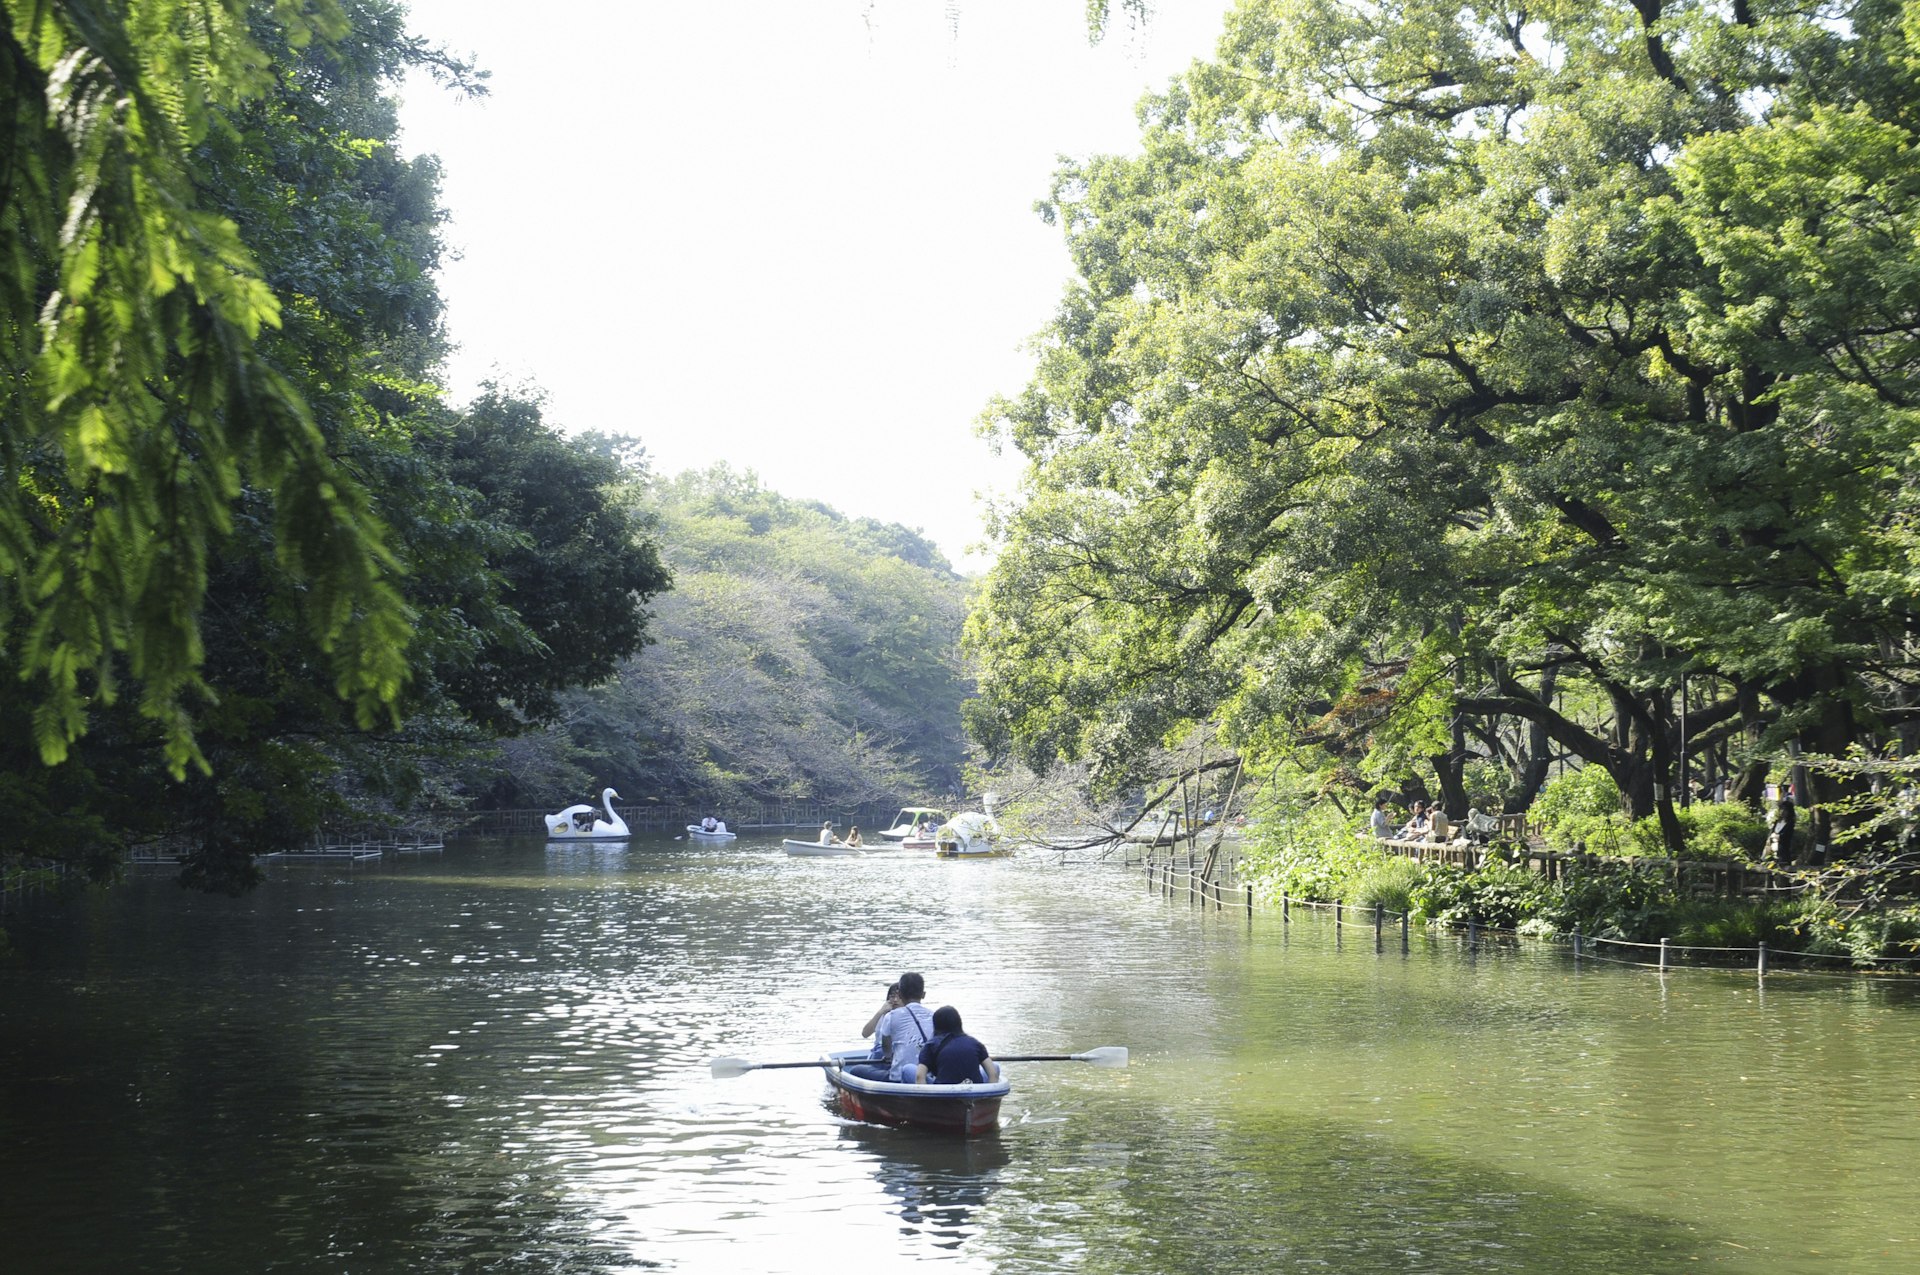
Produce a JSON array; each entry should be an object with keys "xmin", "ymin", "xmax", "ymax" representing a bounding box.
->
[{"xmin": 2, "ymin": 834, "xmax": 1917, "ymax": 1273}]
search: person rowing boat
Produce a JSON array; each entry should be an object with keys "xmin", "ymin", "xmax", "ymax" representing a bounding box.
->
[{"xmin": 846, "ymin": 971, "xmax": 932, "ymax": 1082}]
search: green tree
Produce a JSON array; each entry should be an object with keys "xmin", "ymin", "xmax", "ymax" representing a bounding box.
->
[
  {"xmin": 1, "ymin": 0, "xmax": 419, "ymax": 774},
  {"xmin": 967, "ymin": 0, "xmax": 1920, "ymax": 855}
]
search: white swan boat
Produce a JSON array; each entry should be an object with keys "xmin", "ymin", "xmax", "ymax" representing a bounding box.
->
[
  {"xmin": 933, "ymin": 812, "xmax": 1010, "ymax": 858},
  {"xmin": 546, "ymin": 788, "xmax": 630, "ymax": 840}
]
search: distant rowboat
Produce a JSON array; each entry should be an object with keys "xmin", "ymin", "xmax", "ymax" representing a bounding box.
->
[{"xmin": 783, "ymin": 838, "xmax": 857, "ymax": 857}]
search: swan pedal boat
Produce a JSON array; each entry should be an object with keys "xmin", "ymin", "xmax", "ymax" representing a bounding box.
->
[
  {"xmin": 546, "ymin": 788, "xmax": 630, "ymax": 840},
  {"xmin": 823, "ymin": 1048, "xmax": 1008, "ymax": 1136},
  {"xmin": 687, "ymin": 824, "xmax": 738, "ymax": 842}
]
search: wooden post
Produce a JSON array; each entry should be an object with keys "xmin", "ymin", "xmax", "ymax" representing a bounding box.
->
[
  {"xmin": 1374, "ymin": 904, "xmax": 1384, "ymax": 952},
  {"xmin": 1401, "ymin": 909, "xmax": 1409, "ymax": 954},
  {"xmin": 1246, "ymin": 883, "xmax": 1254, "ymax": 922},
  {"xmin": 1757, "ymin": 941, "xmax": 1768, "ymax": 980},
  {"xmin": 1660, "ymin": 937, "xmax": 1670, "ymax": 972},
  {"xmin": 1335, "ymin": 900, "xmax": 1343, "ymax": 948},
  {"xmin": 1572, "ymin": 930, "xmax": 1583, "ymax": 961},
  {"xmin": 1282, "ymin": 891, "xmax": 1290, "ymax": 925}
]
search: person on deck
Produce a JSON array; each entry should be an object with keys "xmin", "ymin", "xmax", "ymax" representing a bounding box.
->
[
  {"xmin": 818, "ymin": 820, "xmax": 838, "ymax": 845},
  {"xmin": 846, "ymin": 972, "xmax": 934, "ymax": 1082},
  {"xmin": 915, "ymin": 1006, "xmax": 1001, "ymax": 1085},
  {"xmin": 1368, "ymin": 797, "xmax": 1392, "ymax": 840},
  {"xmin": 1397, "ymin": 801, "xmax": 1430, "ymax": 840}
]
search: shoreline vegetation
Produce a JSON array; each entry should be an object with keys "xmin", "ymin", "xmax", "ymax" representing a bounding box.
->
[{"xmin": 1227, "ymin": 784, "xmax": 1920, "ymax": 973}]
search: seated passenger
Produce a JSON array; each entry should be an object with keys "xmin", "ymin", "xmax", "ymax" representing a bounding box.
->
[
  {"xmin": 701, "ymin": 816, "xmax": 717, "ymax": 832},
  {"xmin": 915, "ymin": 1006, "xmax": 1001, "ymax": 1085},
  {"xmin": 818, "ymin": 820, "xmax": 837, "ymax": 845},
  {"xmin": 846, "ymin": 972, "xmax": 933, "ymax": 1082},
  {"xmin": 845, "ymin": 825, "xmax": 864, "ymax": 848},
  {"xmin": 860, "ymin": 981, "xmax": 903, "ymax": 1053}
]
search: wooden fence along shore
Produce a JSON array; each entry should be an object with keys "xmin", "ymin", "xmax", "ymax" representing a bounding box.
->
[{"xmin": 1135, "ymin": 858, "xmax": 1920, "ymax": 980}]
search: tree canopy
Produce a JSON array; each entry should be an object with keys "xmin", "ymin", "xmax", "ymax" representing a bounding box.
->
[
  {"xmin": 966, "ymin": 0, "xmax": 1920, "ymax": 855},
  {"xmin": 481, "ymin": 465, "xmax": 973, "ymax": 814},
  {"xmin": 0, "ymin": 1, "xmax": 681, "ymax": 888},
  {"xmin": 1, "ymin": 0, "xmax": 422, "ymax": 775}
]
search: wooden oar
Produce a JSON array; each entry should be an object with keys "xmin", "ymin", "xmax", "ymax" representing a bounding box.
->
[{"xmin": 709, "ymin": 1046, "xmax": 1126, "ymax": 1079}]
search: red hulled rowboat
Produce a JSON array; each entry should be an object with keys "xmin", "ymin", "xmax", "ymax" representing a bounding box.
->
[{"xmin": 822, "ymin": 1049, "xmax": 1008, "ymax": 1136}]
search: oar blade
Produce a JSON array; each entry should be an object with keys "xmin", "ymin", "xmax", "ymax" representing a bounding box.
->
[
  {"xmin": 1076, "ymin": 1046, "xmax": 1129, "ymax": 1068},
  {"xmin": 709, "ymin": 1056, "xmax": 757, "ymax": 1079}
]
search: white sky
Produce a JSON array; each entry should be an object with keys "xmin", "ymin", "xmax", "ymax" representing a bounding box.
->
[{"xmin": 395, "ymin": 0, "xmax": 1234, "ymax": 571}]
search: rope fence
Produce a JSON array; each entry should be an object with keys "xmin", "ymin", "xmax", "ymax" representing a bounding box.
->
[{"xmin": 1138, "ymin": 860, "xmax": 1920, "ymax": 984}]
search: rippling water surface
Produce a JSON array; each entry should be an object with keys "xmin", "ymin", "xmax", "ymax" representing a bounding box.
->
[{"xmin": 4, "ymin": 834, "xmax": 1919, "ymax": 1273}]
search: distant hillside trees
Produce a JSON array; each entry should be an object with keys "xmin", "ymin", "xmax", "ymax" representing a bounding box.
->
[{"xmin": 480, "ymin": 466, "xmax": 972, "ymax": 813}]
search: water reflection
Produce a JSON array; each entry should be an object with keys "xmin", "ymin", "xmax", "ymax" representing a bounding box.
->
[
  {"xmin": 835, "ymin": 1121, "xmax": 1011, "ymax": 1248},
  {"xmin": 5, "ymin": 835, "xmax": 1920, "ymax": 1273}
]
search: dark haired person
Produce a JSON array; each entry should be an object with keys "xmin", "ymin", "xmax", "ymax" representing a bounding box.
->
[
  {"xmin": 846, "ymin": 972, "xmax": 933, "ymax": 1082},
  {"xmin": 859, "ymin": 982, "xmax": 903, "ymax": 1048},
  {"xmin": 914, "ymin": 1006, "xmax": 1000, "ymax": 1085}
]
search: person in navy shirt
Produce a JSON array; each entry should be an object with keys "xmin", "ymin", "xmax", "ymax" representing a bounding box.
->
[{"xmin": 914, "ymin": 1006, "xmax": 1001, "ymax": 1085}]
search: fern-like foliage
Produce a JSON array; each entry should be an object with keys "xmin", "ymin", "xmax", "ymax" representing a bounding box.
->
[{"xmin": 1, "ymin": 0, "xmax": 409, "ymax": 776}]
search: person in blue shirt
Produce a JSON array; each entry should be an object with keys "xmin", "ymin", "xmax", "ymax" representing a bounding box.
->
[{"xmin": 914, "ymin": 1005, "xmax": 1001, "ymax": 1085}]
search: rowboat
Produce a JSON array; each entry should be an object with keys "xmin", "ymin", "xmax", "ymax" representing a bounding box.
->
[
  {"xmin": 783, "ymin": 838, "xmax": 857, "ymax": 857},
  {"xmin": 687, "ymin": 824, "xmax": 738, "ymax": 842},
  {"xmin": 822, "ymin": 1048, "xmax": 1008, "ymax": 1136}
]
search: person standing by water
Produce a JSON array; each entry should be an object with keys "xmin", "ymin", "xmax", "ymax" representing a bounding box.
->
[
  {"xmin": 914, "ymin": 1006, "xmax": 1001, "ymax": 1085},
  {"xmin": 846, "ymin": 972, "xmax": 933, "ymax": 1082},
  {"xmin": 1369, "ymin": 797, "xmax": 1392, "ymax": 839}
]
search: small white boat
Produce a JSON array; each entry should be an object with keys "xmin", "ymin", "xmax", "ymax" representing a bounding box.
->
[
  {"xmin": 784, "ymin": 838, "xmax": 858, "ymax": 857},
  {"xmin": 546, "ymin": 788, "xmax": 629, "ymax": 840},
  {"xmin": 687, "ymin": 823, "xmax": 738, "ymax": 842},
  {"xmin": 933, "ymin": 812, "xmax": 1010, "ymax": 858},
  {"xmin": 878, "ymin": 806, "xmax": 951, "ymax": 841}
]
